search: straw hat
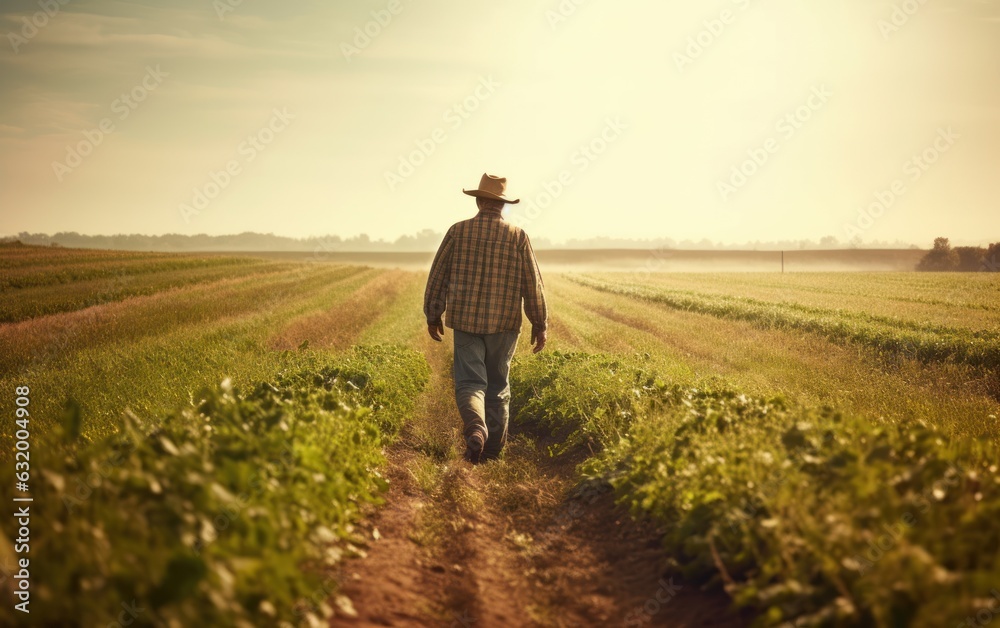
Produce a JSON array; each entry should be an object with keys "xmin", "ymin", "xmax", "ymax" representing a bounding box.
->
[{"xmin": 462, "ymin": 173, "xmax": 520, "ymax": 204}]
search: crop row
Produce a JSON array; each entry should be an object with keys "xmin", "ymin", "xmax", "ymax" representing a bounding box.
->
[
  {"xmin": 0, "ymin": 261, "xmax": 298, "ymax": 323},
  {"xmin": 628, "ymin": 271, "xmax": 1000, "ymax": 312},
  {"xmin": 0, "ymin": 345, "xmax": 430, "ymax": 627},
  {"xmin": 510, "ymin": 351, "xmax": 1000, "ymax": 627},
  {"xmin": 617, "ymin": 273, "xmax": 1000, "ymax": 330},
  {"xmin": 571, "ymin": 275, "xmax": 1000, "ymax": 370},
  {"xmin": 0, "ymin": 267, "xmax": 386, "ymax": 453},
  {"xmin": 0, "ymin": 265, "xmax": 371, "ymax": 378},
  {"xmin": 0, "ymin": 242, "xmax": 181, "ymax": 268},
  {"xmin": 0, "ymin": 255, "xmax": 268, "ymax": 291}
]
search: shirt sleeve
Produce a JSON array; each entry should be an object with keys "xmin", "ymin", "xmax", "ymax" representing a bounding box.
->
[
  {"xmin": 423, "ymin": 227, "xmax": 455, "ymax": 326},
  {"xmin": 519, "ymin": 232, "xmax": 547, "ymax": 332}
]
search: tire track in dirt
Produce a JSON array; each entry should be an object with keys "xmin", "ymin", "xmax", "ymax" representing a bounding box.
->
[
  {"xmin": 329, "ymin": 331, "xmax": 536, "ymax": 626},
  {"xmin": 328, "ymin": 324, "xmax": 745, "ymax": 627}
]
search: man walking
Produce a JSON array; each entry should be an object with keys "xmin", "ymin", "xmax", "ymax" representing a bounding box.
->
[{"xmin": 424, "ymin": 173, "xmax": 548, "ymax": 464}]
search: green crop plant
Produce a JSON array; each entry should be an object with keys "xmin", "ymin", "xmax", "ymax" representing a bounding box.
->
[{"xmin": 0, "ymin": 345, "xmax": 428, "ymax": 627}]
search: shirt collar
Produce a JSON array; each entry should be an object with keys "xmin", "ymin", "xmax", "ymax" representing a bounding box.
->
[{"xmin": 477, "ymin": 208, "xmax": 504, "ymax": 219}]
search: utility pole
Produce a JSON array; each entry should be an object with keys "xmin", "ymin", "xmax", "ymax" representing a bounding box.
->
[{"xmin": 781, "ymin": 250, "xmax": 785, "ymax": 273}]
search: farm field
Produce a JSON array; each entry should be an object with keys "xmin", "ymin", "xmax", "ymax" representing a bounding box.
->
[
  {"xmin": 235, "ymin": 247, "xmax": 927, "ymax": 273},
  {"xmin": 1, "ymin": 242, "xmax": 998, "ymax": 627}
]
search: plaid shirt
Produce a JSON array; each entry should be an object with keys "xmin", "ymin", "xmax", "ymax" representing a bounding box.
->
[{"xmin": 424, "ymin": 208, "xmax": 547, "ymax": 335}]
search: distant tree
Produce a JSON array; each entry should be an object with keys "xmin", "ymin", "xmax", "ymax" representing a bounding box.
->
[
  {"xmin": 819, "ymin": 235, "xmax": 838, "ymax": 249},
  {"xmin": 393, "ymin": 228, "xmax": 443, "ymax": 251},
  {"xmin": 954, "ymin": 246, "xmax": 987, "ymax": 271},
  {"xmin": 916, "ymin": 237, "xmax": 960, "ymax": 271},
  {"xmin": 983, "ymin": 242, "xmax": 1000, "ymax": 272}
]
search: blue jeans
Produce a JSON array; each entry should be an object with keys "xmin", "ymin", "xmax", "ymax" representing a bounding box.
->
[{"xmin": 452, "ymin": 328, "xmax": 520, "ymax": 460}]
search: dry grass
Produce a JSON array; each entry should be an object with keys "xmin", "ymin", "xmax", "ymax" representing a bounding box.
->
[
  {"xmin": 0, "ymin": 265, "xmax": 369, "ymax": 376},
  {"xmin": 599, "ymin": 271, "xmax": 1000, "ymax": 332},
  {"xmin": 268, "ymin": 269, "xmax": 409, "ymax": 352},
  {"xmin": 546, "ymin": 273, "xmax": 1000, "ymax": 440}
]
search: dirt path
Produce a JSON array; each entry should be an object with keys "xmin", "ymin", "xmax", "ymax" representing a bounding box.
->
[{"xmin": 327, "ymin": 333, "xmax": 746, "ymax": 628}]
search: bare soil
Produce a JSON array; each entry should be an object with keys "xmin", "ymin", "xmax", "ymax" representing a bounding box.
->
[{"xmin": 326, "ymin": 337, "xmax": 747, "ymax": 628}]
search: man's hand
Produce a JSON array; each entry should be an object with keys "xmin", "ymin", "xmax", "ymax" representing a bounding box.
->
[
  {"xmin": 428, "ymin": 321, "xmax": 444, "ymax": 342},
  {"xmin": 531, "ymin": 328, "xmax": 547, "ymax": 354}
]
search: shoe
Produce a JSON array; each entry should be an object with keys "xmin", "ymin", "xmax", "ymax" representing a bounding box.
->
[
  {"xmin": 464, "ymin": 432, "xmax": 484, "ymax": 465},
  {"xmin": 481, "ymin": 450, "xmax": 501, "ymax": 462}
]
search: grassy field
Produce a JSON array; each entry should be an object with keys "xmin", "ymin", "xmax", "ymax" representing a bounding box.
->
[{"xmin": 0, "ymin": 242, "xmax": 997, "ymax": 627}]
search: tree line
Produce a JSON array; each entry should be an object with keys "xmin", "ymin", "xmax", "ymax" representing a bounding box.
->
[
  {"xmin": 2, "ymin": 231, "xmax": 924, "ymax": 253},
  {"xmin": 917, "ymin": 238, "xmax": 999, "ymax": 272}
]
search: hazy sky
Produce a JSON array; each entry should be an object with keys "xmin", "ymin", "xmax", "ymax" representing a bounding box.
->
[{"xmin": 1, "ymin": 0, "xmax": 998, "ymax": 246}]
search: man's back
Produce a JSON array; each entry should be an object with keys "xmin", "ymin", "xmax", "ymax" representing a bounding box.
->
[{"xmin": 424, "ymin": 208, "xmax": 546, "ymax": 336}]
